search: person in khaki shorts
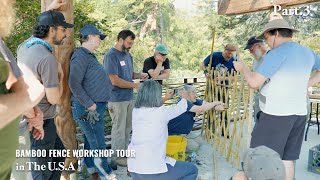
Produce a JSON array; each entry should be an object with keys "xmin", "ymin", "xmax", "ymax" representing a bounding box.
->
[{"xmin": 103, "ymin": 30, "xmax": 148, "ymax": 166}]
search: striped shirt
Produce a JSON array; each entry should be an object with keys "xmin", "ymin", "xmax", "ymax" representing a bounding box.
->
[{"xmin": 69, "ymin": 47, "xmax": 108, "ymax": 108}]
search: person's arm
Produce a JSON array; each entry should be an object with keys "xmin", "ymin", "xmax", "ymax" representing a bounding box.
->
[
  {"xmin": 150, "ymin": 69, "xmax": 171, "ymax": 80},
  {"xmin": 189, "ymin": 101, "xmax": 224, "ymax": 113},
  {"xmin": 133, "ymin": 72, "xmax": 148, "ymax": 80},
  {"xmin": 233, "ymin": 60, "xmax": 267, "ymax": 89},
  {"xmin": 68, "ymin": 55, "xmax": 95, "ymax": 109},
  {"xmin": 162, "ymin": 90, "xmax": 174, "ymax": 102},
  {"xmin": 46, "ymin": 0, "xmax": 66, "ymax": 11},
  {"xmin": 109, "ymin": 74, "xmax": 140, "ymax": 89},
  {"xmin": 25, "ymin": 106, "xmax": 45, "ymax": 140},
  {"xmin": 202, "ymin": 54, "xmax": 212, "ymax": 78},
  {"xmin": 162, "ymin": 90, "xmax": 190, "ymax": 122},
  {"xmin": 0, "ymin": 64, "xmax": 44, "ymax": 129},
  {"xmin": 163, "ymin": 99, "xmax": 188, "ymax": 122}
]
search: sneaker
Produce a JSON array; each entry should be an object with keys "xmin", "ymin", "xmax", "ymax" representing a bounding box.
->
[{"xmin": 111, "ymin": 157, "xmax": 127, "ymax": 167}]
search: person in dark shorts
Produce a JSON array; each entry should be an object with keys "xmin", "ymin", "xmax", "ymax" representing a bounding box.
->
[{"xmin": 233, "ymin": 19, "xmax": 320, "ymax": 180}]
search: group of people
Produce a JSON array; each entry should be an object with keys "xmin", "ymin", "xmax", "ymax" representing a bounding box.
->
[
  {"xmin": 1, "ymin": 0, "xmax": 320, "ymax": 180},
  {"xmin": 1, "ymin": 1, "xmax": 224, "ymax": 179},
  {"xmin": 202, "ymin": 18, "xmax": 320, "ymax": 180}
]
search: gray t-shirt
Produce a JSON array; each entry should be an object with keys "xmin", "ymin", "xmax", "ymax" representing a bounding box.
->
[
  {"xmin": 103, "ymin": 48, "xmax": 133, "ymax": 102},
  {"xmin": 17, "ymin": 41, "xmax": 59, "ymax": 120}
]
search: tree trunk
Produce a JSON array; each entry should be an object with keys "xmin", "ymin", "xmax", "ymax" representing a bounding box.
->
[{"xmin": 41, "ymin": 1, "xmax": 77, "ymax": 179}]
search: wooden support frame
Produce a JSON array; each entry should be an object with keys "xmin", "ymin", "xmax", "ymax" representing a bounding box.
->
[{"xmin": 218, "ymin": 0, "xmax": 320, "ymax": 15}]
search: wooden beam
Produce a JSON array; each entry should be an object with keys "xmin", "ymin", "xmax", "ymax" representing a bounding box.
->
[{"xmin": 218, "ymin": 0, "xmax": 320, "ymax": 15}]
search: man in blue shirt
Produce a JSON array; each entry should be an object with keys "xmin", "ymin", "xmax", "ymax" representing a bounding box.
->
[
  {"xmin": 168, "ymin": 85, "xmax": 224, "ymax": 151},
  {"xmin": 234, "ymin": 19, "xmax": 320, "ymax": 180},
  {"xmin": 201, "ymin": 44, "xmax": 238, "ymax": 77},
  {"xmin": 103, "ymin": 30, "xmax": 148, "ymax": 167},
  {"xmin": 201, "ymin": 44, "xmax": 238, "ymax": 137}
]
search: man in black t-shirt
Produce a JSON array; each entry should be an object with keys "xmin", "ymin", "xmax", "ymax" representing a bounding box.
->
[{"xmin": 143, "ymin": 44, "xmax": 171, "ymax": 84}]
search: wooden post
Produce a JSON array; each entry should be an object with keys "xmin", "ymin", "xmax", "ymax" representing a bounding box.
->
[{"xmin": 41, "ymin": 1, "xmax": 77, "ymax": 179}]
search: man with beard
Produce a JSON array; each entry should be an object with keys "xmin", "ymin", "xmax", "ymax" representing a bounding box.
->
[
  {"xmin": 103, "ymin": 30, "xmax": 148, "ymax": 167},
  {"xmin": 244, "ymin": 36, "xmax": 268, "ymax": 122},
  {"xmin": 17, "ymin": 10, "xmax": 74, "ymax": 179}
]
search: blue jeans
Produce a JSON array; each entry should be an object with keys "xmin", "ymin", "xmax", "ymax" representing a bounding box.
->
[
  {"xmin": 71, "ymin": 100, "xmax": 113, "ymax": 177},
  {"xmin": 29, "ymin": 118, "xmax": 65, "ymax": 180},
  {"xmin": 130, "ymin": 161, "xmax": 198, "ymax": 180}
]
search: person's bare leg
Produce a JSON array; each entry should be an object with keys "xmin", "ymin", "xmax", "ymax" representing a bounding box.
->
[{"xmin": 283, "ymin": 160, "xmax": 294, "ymax": 180}]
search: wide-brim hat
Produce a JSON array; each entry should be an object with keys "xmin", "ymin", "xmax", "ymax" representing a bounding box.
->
[{"xmin": 257, "ymin": 19, "xmax": 299, "ymax": 39}]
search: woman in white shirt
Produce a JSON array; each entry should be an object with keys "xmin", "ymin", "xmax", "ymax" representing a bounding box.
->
[{"xmin": 128, "ymin": 80, "xmax": 198, "ymax": 180}]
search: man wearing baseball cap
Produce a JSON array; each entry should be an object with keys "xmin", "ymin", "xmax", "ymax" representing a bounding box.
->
[
  {"xmin": 143, "ymin": 44, "xmax": 171, "ymax": 84},
  {"xmin": 69, "ymin": 25, "xmax": 117, "ymax": 180},
  {"xmin": 17, "ymin": 9, "xmax": 74, "ymax": 179},
  {"xmin": 234, "ymin": 18, "xmax": 320, "ymax": 180},
  {"xmin": 244, "ymin": 36, "xmax": 269, "ymax": 122}
]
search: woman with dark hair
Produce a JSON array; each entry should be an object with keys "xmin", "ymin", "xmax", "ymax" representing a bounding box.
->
[
  {"xmin": 128, "ymin": 80, "xmax": 198, "ymax": 180},
  {"xmin": 68, "ymin": 25, "xmax": 116, "ymax": 180}
]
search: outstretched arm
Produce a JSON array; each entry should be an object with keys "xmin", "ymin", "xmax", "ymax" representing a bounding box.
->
[{"xmin": 189, "ymin": 101, "xmax": 224, "ymax": 113}]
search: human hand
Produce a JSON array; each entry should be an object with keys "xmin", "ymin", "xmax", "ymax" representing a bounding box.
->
[
  {"xmin": 88, "ymin": 103, "xmax": 97, "ymax": 111},
  {"xmin": 213, "ymin": 102, "xmax": 225, "ymax": 111},
  {"xmin": 164, "ymin": 90, "xmax": 174, "ymax": 100},
  {"xmin": 155, "ymin": 54, "xmax": 165, "ymax": 63},
  {"xmin": 27, "ymin": 106, "xmax": 45, "ymax": 140},
  {"xmin": 233, "ymin": 59, "xmax": 245, "ymax": 72},
  {"xmin": 46, "ymin": 0, "xmax": 66, "ymax": 11},
  {"xmin": 140, "ymin": 73, "xmax": 149, "ymax": 80}
]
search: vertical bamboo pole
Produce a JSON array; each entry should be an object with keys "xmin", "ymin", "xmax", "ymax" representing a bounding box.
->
[{"xmin": 247, "ymin": 88, "xmax": 254, "ymax": 148}]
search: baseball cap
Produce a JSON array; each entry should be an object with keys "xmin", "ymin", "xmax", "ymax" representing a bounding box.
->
[
  {"xmin": 37, "ymin": 10, "xmax": 74, "ymax": 28},
  {"xmin": 244, "ymin": 36, "xmax": 263, "ymax": 50},
  {"xmin": 80, "ymin": 25, "xmax": 107, "ymax": 40},
  {"xmin": 243, "ymin": 146, "xmax": 285, "ymax": 180},
  {"xmin": 155, "ymin": 44, "xmax": 169, "ymax": 55},
  {"xmin": 257, "ymin": 19, "xmax": 299, "ymax": 39}
]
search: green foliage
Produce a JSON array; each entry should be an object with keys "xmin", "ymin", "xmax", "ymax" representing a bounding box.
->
[
  {"xmin": 5, "ymin": 1, "xmax": 41, "ymax": 55},
  {"xmin": 4, "ymin": 0, "xmax": 320, "ymax": 78}
]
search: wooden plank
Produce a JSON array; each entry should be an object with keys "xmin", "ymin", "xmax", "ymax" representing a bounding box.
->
[{"xmin": 218, "ymin": 0, "xmax": 320, "ymax": 15}]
